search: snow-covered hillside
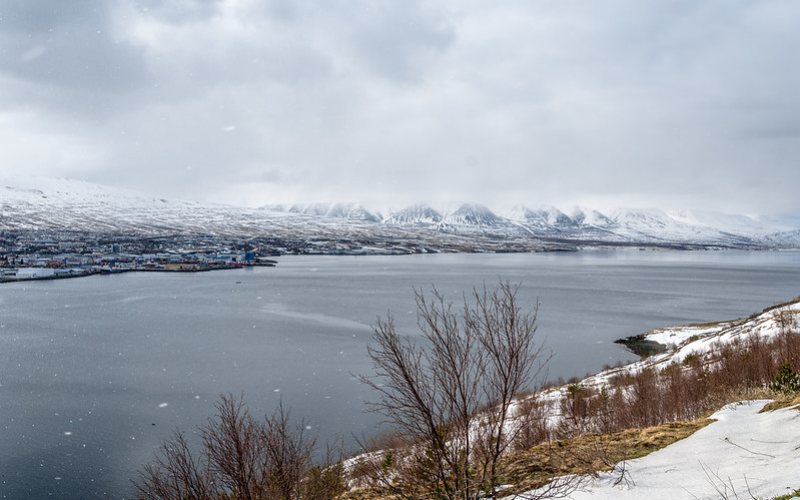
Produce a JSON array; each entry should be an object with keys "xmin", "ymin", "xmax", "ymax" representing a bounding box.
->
[
  {"xmin": 0, "ymin": 176, "xmax": 798, "ymax": 249},
  {"xmin": 511, "ymin": 400, "xmax": 800, "ymax": 500},
  {"xmin": 765, "ymin": 229, "xmax": 800, "ymax": 248},
  {"xmin": 384, "ymin": 203, "xmax": 443, "ymax": 226},
  {"xmin": 546, "ymin": 299, "xmax": 800, "ymax": 405},
  {"xmin": 507, "ymin": 298, "xmax": 800, "ymax": 498},
  {"xmin": 0, "ymin": 176, "xmax": 274, "ymax": 235},
  {"xmin": 266, "ymin": 202, "xmax": 383, "ymax": 223},
  {"xmin": 344, "ymin": 297, "xmax": 800, "ymax": 499}
]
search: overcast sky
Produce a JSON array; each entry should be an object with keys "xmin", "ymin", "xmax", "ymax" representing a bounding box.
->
[{"xmin": 1, "ymin": 0, "xmax": 798, "ymax": 214}]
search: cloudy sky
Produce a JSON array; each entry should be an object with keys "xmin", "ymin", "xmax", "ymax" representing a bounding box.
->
[{"xmin": 1, "ymin": 0, "xmax": 798, "ymax": 214}]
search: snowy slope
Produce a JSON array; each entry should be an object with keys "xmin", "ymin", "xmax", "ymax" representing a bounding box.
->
[
  {"xmin": 644, "ymin": 300, "xmax": 800, "ymax": 365},
  {"xmin": 0, "ymin": 176, "xmax": 797, "ymax": 248},
  {"xmin": 440, "ymin": 203, "xmax": 507, "ymax": 228},
  {"xmin": 507, "ymin": 298, "xmax": 800, "ymax": 498},
  {"xmin": 506, "ymin": 205, "xmax": 624, "ymax": 241},
  {"xmin": 510, "ymin": 400, "xmax": 800, "ymax": 500},
  {"xmin": 506, "ymin": 299, "xmax": 800, "ymax": 433},
  {"xmin": 553, "ymin": 299, "xmax": 800, "ymax": 401},
  {"xmin": 344, "ymin": 297, "xmax": 800, "ymax": 498},
  {"xmin": 0, "ymin": 175, "xmax": 276, "ymax": 235},
  {"xmin": 667, "ymin": 209, "xmax": 790, "ymax": 238},
  {"xmin": 608, "ymin": 208, "xmax": 756, "ymax": 245},
  {"xmin": 764, "ymin": 229, "xmax": 800, "ymax": 248},
  {"xmin": 508, "ymin": 205, "xmax": 578, "ymax": 231},
  {"xmin": 277, "ymin": 202, "xmax": 383, "ymax": 223},
  {"xmin": 384, "ymin": 204, "xmax": 443, "ymax": 226},
  {"xmin": 567, "ymin": 207, "xmax": 615, "ymax": 228}
]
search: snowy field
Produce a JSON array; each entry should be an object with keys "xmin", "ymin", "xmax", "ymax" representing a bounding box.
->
[
  {"xmin": 512, "ymin": 400, "xmax": 800, "ymax": 499},
  {"xmin": 1, "ymin": 175, "xmax": 798, "ymax": 247},
  {"xmin": 557, "ymin": 299, "xmax": 800, "ymax": 397},
  {"xmin": 508, "ymin": 299, "xmax": 800, "ymax": 499},
  {"xmin": 345, "ymin": 298, "xmax": 800, "ymax": 499}
]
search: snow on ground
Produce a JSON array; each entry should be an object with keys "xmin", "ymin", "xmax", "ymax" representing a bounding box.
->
[
  {"xmin": 2, "ymin": 175, "xmax": 799, "ymax": 246},
  {"xmin": 561, "ymin": 298, "xmax": 800, "ymax": 396},
  {"xmin": 503, "ymin": 299, "xmax": 800, "ymax": 499},
  {"xmin": 649, "ymin": 300, "xmax": 800, "ymax": 365},
  {"xmin": 645, "ymin": 323, "xmax": 730, "ymax": 348},
  {"xmin": 344, "ymin": 299, "xmax": 800, "ymax": 497},
  {"xmin": 510, "ymin": 400, "xmax": 800, "ymax": 500}
]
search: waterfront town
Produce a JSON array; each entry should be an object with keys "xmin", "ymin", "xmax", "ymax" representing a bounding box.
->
[{"xmin": 0, "ymin": 230, "xmax": 278, "ymax": 282}]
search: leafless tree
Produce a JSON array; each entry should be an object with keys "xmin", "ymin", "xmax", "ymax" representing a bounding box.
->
[
  {"xmin": 359, "ymin": 281, "xmax": 554, "ymax": 499},
  {"xmin": 133, "ymin": 394, "xmax": 321, "ymax": 500},
  {"xmin": 262, "ymin": 401, "xmax": 317, "ymax": 499},
  {"xmin": 201, "ymin": 395, "xmax": 266, "ymax": 498},
  {"xmin": 135, "ymin": 430, "xmax": 214, "ymax": 500}
]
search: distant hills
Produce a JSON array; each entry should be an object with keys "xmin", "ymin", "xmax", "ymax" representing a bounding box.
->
[
  {"xmin": 1, "ymin": 176, "xmax": 798, "ymax": 252},
  {"xmin": 264, "ymin": 201, "xmax": 797, "ymax": 248}
]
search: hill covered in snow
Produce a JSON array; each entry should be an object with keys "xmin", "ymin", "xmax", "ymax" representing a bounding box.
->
[
  {"xmin": 1, "ymin": 176, "xmax": 798, "ymax": 250},
  {"xmin": 343, "ymin": 297, "xmax": 800, "ymax": 499},
  {"xmin": 507, "ymin": 297, "xmax": 800, "ymax": 499},
  {"xmin": 510, "ymin": 399, "xmax": 800, "ymax": 500}
]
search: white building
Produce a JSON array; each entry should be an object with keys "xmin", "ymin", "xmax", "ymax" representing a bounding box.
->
[{"xmin": 15, "ymin": 268, "xmax": 56, "ymax": 279}]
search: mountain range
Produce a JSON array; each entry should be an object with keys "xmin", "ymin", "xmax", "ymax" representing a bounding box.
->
[{"xmin": 1, "ymin": 176, "xmax": 798, "ymax": 251}]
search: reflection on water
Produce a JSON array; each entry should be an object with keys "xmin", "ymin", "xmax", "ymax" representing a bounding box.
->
[{"xmin": 1, "ymin": 250, "xmax": 799, "ymax": 497}]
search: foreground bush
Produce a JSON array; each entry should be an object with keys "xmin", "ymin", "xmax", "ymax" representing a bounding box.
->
[
  {"xmin": 138, "ymin": 297, "xmax": 800, "ymax": 499},
  {"xmin": 134, "ymin": 395, "xmax": 344, "ymax": 500},
  {"xmin": 535, "ymin": 313, "xmax": 800, "ymax": 446},
  {"xmin": 355, "ymin": 281, "xmax": 565, "ymax": 499}
]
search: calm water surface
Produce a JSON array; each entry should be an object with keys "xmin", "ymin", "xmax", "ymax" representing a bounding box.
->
[{"xmin": 1, "ymin": 250, "xmax": 798, "ymax": 498}]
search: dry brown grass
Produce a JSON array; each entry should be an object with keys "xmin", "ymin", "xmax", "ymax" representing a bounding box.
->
[
  {"xmin": 497, "ymin": 418, "xmax": 712, "ymax": 496},
  {"xmin": 343, "ymin": 419, "xmax": 712, "ymax": 500},
  {"xmin": 549, "ymin": 330, "xmax": 800, "ymax": 442},
  {"xmin": 344, "ymin": 328, "xmax": 800, "ymax": 499},
  {"xmin": 760, "ymin": 395, "xmax": 800, "ymax": 413}
]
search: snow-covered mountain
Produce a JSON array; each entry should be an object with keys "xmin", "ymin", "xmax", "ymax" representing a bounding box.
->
[
  {"xmin": 508, "ymin": 205, "xmax": 578, "ymax": 230},
  {"xmin": 267, "ymin": 202, "xmax": 382, "ymax": 223},
  {"xmin": 0, "ymin": 176, "xmax": 797, "ymax": 249},
  {"xmin": 607, "ymin": 208, "xmax": 752, "ymax": 244},
  {"xmin": 384, "ymin": 204, "xmax": 443, "ymax": 226},
  {"xmin": 567, "ymin": 207, "xmax": 616, "ymax": 228},
  {"xmin": 764, "ymin": 229, "xmax": 800, "ymax": 247},
  {"xmin": 666, "ymin": 209, "xmax": 786, "ymax": 238},
  {"xmin": 440, "ymin": 203, "xmax": 508, "ymax": 229},
  {"xmin": 506, "ymin": 205, "xmax": 621, "ymax": 241}
]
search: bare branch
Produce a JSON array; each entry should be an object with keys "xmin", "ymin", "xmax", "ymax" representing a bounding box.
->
[{"xmin": 359, "ymin": 281, "xmax": 559, "ymax": 499}]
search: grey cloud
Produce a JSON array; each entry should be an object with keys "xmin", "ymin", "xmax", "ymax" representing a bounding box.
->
[
  {"xmin": 0, "ymin": 1, "xmax": 147, "ymax": 92},
  {"xmin": 0, "ymin": 0, "xmax": 102, "ymax": 33},
  {"xmin": 0, "ymin": 31, "xmax": 147, "ymax": 92},
  {"xmin": 348, "ymin": 2, "xmax": 455, "ymax": 82},
  {"xmin": 131, "ymin": 0, "xmax": 224, "ymax": 24},
  {"xmin": 0, "ymin": 0, "xmax": 799, "ymax": 215}
]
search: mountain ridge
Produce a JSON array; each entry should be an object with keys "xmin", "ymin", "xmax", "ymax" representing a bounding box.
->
[{"xmin": 1, "ymin": 176, "xmax": 797, "ymax": 250}]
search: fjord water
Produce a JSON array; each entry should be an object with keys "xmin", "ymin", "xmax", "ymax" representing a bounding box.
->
[{"xmin": 1, "ymin": 250, "xmax": 799, "ymax": 498}]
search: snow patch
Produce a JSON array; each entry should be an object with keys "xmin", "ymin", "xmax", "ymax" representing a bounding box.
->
[{"xmin": 511, "ymin": 400, "xmax": 800, "ymax": 499}]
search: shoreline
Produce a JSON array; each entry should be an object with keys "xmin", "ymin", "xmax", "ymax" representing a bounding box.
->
[
  {"xmin": 614, "ymin": 296, "xmax": 800, "ymax": 359},
  {"xmin": 345, "ymin": 296, "xmax": 800, "ymax": 498},
  {"xmin": 0, "ymin": 261, "xmax": 278, "ymax": 284},
  {"xmin": 4, "ymin": 245, "xmax": 799, "ymax": 285}
]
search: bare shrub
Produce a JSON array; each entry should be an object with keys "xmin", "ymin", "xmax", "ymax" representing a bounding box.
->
[
  {"xmin": 134, "ymin": 394, "xmax": 322, "ymax": 500},
  {"xmin": 560, "ymin": 384, "xmax": 592, "ymax": 430},
  {"xmin": 504, "ymin": 310, "xmax": 800, "ymax": 495},
  {"xmin": 359, "ymin": 281, "xmax": 555, "ymax": 499},
  {"xmin": 136, "ymin": 430, "xmax": 214, "ymax": 500},
  {"xmin": 775, "ymin": 309, "xmax": 800, "ymax": 335},
  {"xmin": 304, "ymin": 454, "xmax": 346, "ymax": 500},
  {"xmin": 556, "ymin": 328, "xmax": 800, "ymax": 446},
  {"xmin": 201, "ymin": 395, "xmax": 266, "ymax": 498},
  {"xmin": 262, "ymin": 401, "xmax": 317, "ymax": 499},
  {"xmin": 512, "ymin": 396, "xmax": 551, "ymax": 452}
]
